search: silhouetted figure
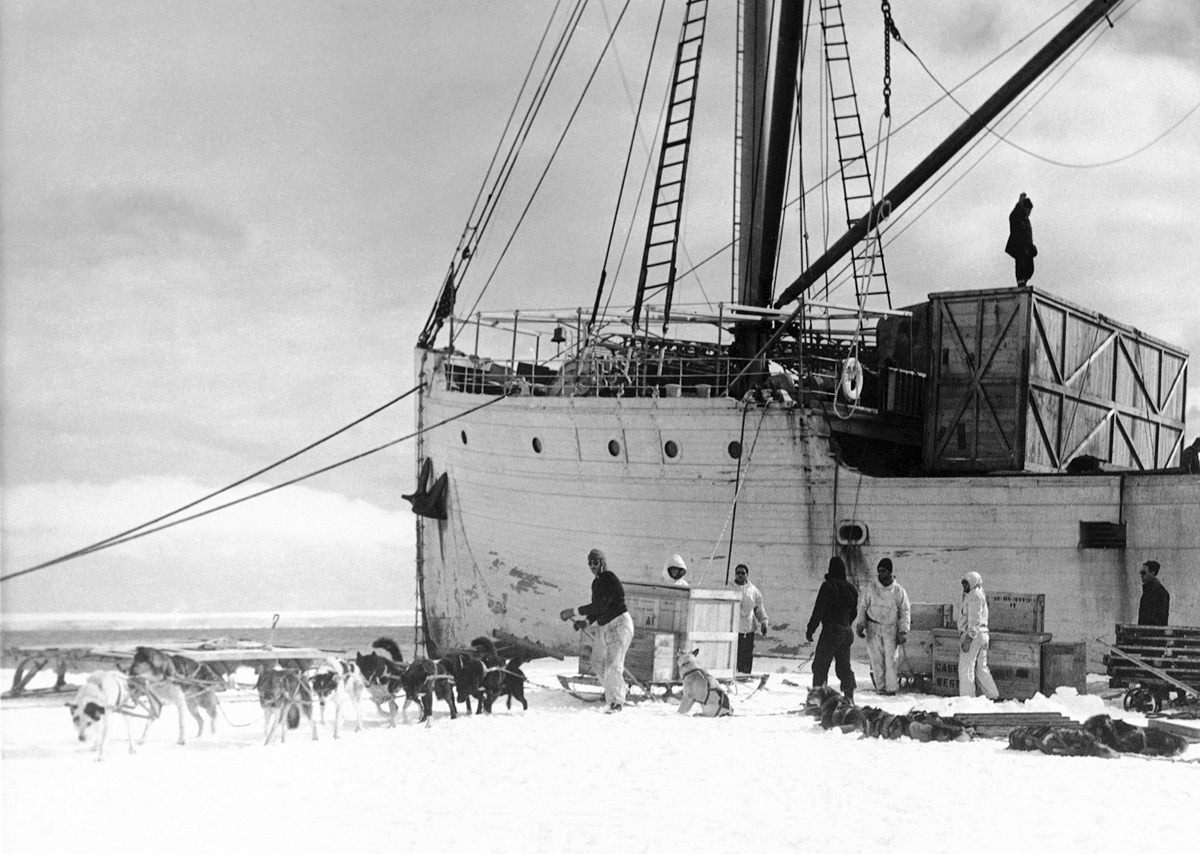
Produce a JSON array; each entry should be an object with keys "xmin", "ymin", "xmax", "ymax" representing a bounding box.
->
[
  {"xmin": 1005, "ymin": 193, "xmax": 1036, "ymax": 286},
  {"xmin": 1181, "ymin": 437, "xmax": 1200, "ymax": 474},
  {"xmin": 1138, "ymin": 560, "xmax": 1170, "ymax": 626}
]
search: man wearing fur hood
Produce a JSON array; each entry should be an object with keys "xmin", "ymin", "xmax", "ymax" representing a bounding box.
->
[
  {"xmin": 957, "ymin": 571, "xmax": 999, "ymax": 699},
  {"xmin": 855, "ymin": 558, "xmax": 911, "ymax": 695}
]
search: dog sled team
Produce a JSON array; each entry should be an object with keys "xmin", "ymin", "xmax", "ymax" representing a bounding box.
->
[{"xmin": 67, "ymin": 636, "xmax": 531, "ymax": 759}]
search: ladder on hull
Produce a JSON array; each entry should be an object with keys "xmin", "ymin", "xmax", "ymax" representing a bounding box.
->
[{"xmin": 819, "ymin": 0, "xmax": 891, "ymax": 309}]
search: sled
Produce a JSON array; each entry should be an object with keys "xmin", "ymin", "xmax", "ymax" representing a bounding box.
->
[{"xmin": 1097, "ymin": 629, "xmax": 1200, "ymax": 714}]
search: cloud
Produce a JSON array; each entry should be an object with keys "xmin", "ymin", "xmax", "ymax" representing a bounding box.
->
[
  {"xmin": 7, "ymin": 188, "xmax": 245, "ymax": 271},
  {"xmin": 1, "ymin": 477, "xmax": 415, "ymax": 614}
]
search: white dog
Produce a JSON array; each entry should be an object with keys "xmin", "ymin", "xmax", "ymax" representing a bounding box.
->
[
  {"xmin": 307, "ymin": 657, "xmax": 365, "ymax": 738},
  {"xmin": 676, "ymin": 649, "xmax": 733, "ymax": 717},
  {"xmin": 67, "ymin": 671, "xmax": 138, "ymax": 760}
]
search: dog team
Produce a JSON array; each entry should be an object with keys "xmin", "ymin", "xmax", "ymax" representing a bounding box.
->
[{"xmin": 67, "ymin": 636, "xmax": 530, "ymax": 759}]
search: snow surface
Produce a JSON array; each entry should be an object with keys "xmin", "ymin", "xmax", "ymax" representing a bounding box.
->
[{"xmin": 2, "ymin": 656, "xmax": 1196, "ymax": 854}]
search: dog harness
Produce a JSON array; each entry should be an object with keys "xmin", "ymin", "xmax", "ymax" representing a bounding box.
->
[{"xmin": 679, "ymin": 663, "xmax": 732, "ymax": 714}]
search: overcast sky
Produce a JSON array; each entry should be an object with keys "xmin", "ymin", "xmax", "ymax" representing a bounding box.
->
[{"xmin": 3, "ymin": 0, "xmax": 1198, "ymax": 617}]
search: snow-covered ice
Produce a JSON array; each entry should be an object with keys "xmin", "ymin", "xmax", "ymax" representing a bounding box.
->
[{"xmin": 2, "ymin": 656, "xmax": 1196, "ymax": 854}]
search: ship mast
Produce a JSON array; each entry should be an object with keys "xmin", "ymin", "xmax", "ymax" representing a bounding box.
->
[
  {"xmin": 733, "ymin": 0, "xmax": 803, "ymax": 363},
  {"xmin": 773, "ymin": 0, "xmax": 1127, "ymax": 309}
]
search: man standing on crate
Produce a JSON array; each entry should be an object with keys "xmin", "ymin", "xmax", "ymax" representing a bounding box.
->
[
  {"xmin": 958, "ymin": 571, "xmax": 1000, "ymax": 700},
  {"xmin": 855, "ymin": 558, "xmax": 912, "ymax": 695},
  {"xmin": 732, "ymin": 564, "xmax": 769, "ymax": 674},
  {"xmin": 560, "ymin": 548, "xmax": 634, "ymax": 713},
  {"xmin": 1138, "ymin": 560, "xmax": 1170, "ymax": 626}
]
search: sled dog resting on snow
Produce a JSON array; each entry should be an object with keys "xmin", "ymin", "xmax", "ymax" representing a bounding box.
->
[
  {"xmin": 67, "ymin": 670, "xmax": 138, "ymax": 760},
  {"xmin": 676, "ymin": 649, "xmax": 732, "ymax": 717}
]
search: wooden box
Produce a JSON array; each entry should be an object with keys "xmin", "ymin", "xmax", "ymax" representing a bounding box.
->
[
  {"xmin": 580, "ymin": 584, "xmax": 739, "ymax": 682},
  {"xmin": 920, "ymin": 287, "xmax": 1187, "ymax": 473},
  {"xmin": 987, "ymin": 592, "xmax": 1045, "ymax": 634},
  {"xmin": 1041, "ymin": 640, "xmax": 1088, "ymax": 695},
  {"xmin": 901, "ymin": 604, "xmax": 953, "ymax": 679},
  {"xmin": 930, "ymin": 628, "xmax": 1051, "ymax": 699},
  {"xmin": 910, "ymin": 603, "xmax": 954, "ymax": 631}
]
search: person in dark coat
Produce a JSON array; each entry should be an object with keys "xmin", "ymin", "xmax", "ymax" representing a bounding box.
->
[
  {"xmin": 1005, "ymin": 193, "xmax": 1036, "ymax": 285},
  {"xmin": 560, "ymin": 548, "xmax": 634, "ymax": 713},
  {"xmin": 805, "ymin": 556, "xmax": 859, "ymax": 701},
  {"xmin": 1138, "ymin": 560, "xmax": 1170, "ymax": 626}
]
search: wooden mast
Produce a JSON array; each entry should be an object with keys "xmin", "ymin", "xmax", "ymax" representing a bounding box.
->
[{"xmin": 733, "ymin": 0, "xmax": 804, "ymax": 366}]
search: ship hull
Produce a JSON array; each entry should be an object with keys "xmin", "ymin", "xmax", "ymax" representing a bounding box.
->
[{"xmin": 415, "ymin": 353, "xmax": 1199, "ymax": 662}]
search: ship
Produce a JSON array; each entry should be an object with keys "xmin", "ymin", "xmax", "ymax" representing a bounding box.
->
[{"xmin": 409, "ymin": 0, "xmax": 1197, "ymax": 661}]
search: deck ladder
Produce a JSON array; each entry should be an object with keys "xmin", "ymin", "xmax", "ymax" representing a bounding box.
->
[
  {"xmin": 819, "ymin": 0, "xmax": 892, "ymax": 309},
  {"xmin": 632, "ymin": 0, "xmax": 709, "ymax": 335}
]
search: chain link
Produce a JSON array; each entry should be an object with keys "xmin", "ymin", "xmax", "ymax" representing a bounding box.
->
[{"xmin": 881, "ymin": 1, "xmax": 896, "ymax": 118}]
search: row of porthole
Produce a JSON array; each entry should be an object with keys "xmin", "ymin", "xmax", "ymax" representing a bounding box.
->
[{"xmin": 461, "ymin": 429, "xmax": 742, "ymax": 460}]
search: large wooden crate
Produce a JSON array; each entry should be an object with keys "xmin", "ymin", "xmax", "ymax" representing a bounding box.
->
[
  {"xmin": 902, "ymin": 604, "xmax": 954, "ymax": 679},
  {"xmin": 919, "ymin": 287, "xmax": 1187, "ymax": 473},
  {"xmin": 987, "ymin": 592, "xmax": 1045, "ymax": 634},
  {"xmin": 580, "ymin": 583, "xmax": 739, "ymax": 682},
  {"xmin": 931, "ymin": 628, "xmax": 1051, "ymax": 699}
]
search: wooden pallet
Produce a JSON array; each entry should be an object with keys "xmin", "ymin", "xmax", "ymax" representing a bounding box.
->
[
  {"xmin": 949, "ymin": 711, "xmax": 1076, "ymax": 739},
  {"xmin": 1103, "ymin": 626, "xmax": 1200, "ymax": 695}
]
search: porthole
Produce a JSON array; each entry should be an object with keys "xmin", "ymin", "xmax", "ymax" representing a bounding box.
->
[
  {"xmin": 664, "ymin": 440, "xmax": 679, "ymax": 459},
  {"xmin": 461, "ymin": 430, "xmax": 468, "ymax": 445},
  {"xmin": 836, "ymin": 520, "xmax": 868, "ymax": 546},
  {"xmin": 607, "ymin": 439, "xmax": 621, "ymax": 457},
  {"xmin": 532, "ymin": 437, "xmax": 543, "ymax": 454},
  {"xmin": 727, "ymin": 441, "xmax": 742, "ymax": 459}
]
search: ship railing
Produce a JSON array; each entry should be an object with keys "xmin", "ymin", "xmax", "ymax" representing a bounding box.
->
[{"xmin": 438, "ymin": 302, "xmax": 911, "ymax": 405}]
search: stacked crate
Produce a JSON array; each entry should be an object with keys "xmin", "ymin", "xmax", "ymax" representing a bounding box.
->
[
  {"xmin": 579, "ymin": 583, "xmax": 739, "ymax": 682},
  {"xmin": 900, "ymin": 603, "xmax": 954, "ymax": 684},
  {"xmin": 931, "ymin": 592, "xmax": 1050, "ymax": 699}
]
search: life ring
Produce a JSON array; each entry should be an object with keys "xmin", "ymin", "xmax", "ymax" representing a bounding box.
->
[{"xmin": 840, "ymin": 357, "xmax": 863, "ymax": 401}]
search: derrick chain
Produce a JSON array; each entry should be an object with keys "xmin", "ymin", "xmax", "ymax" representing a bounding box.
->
[{"xmin": 881, "ymin": 1, "xmax": 900, "ymax": 117}]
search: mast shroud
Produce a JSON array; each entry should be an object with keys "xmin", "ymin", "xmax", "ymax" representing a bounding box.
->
[{"xmin": 774, "ymin": 0, "xmax": 1126, "ymax": 308}]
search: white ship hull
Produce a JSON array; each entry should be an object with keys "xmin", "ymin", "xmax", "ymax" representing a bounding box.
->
[{"xmin": 415, "ymin": 351, "xmax": 1200, "ymax": 659}]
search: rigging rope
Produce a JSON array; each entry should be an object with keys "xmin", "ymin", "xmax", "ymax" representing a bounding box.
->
[
  {"xmin": 0, "ymin": 386, "xmax": 421, "ymax": 584},
  {"xmin": 0, "ymin": 388, "xmax": 513, "ymax": 584},
  {"xmin": 589, "ymin": 0, "xmax": 668, "ymax": 337},
  {"xmin": 895, "ymin": 0, "xmax": 1197, "ymax": 169},
  {"xmin": 459, "ymin": 0, "xmax": 633, "ymax": 333},
  {"xmin": 693, "ymin": 399, "xmax": 772, "ymax": 589}
]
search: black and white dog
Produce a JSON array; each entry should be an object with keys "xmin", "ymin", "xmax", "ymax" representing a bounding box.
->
[
  {"xmin": 307, "ymin": 657, "xmax": 365, "ymax": 738},
  {"xmin": 356, "ymin": 637, "xmax": 407, "ymax": 727},
  {"xmin": 67, "ymin": 671, "xmax": 139, "ymax": 760}
]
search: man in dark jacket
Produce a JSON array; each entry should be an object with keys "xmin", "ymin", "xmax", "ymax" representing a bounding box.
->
[
  {"xmin": 560, "ymin": 548, "xmax": 634, "ymax": 713},
  {"xmin": 1138, "ymin": 560, "xmax": 1170, "ymax": 626},
  {"xmin": 806, "ymin": 556, "xmax": 859, "ymax": 701},
  {"xmin": 1005, "ymin": 193, "xmax": 1036, "ymax": 285}
]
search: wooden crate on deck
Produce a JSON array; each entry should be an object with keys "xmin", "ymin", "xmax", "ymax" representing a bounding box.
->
[
  {"xmin": 931, "ymin": 628, "xmax": 1051, "ymax": 699},
  {"xmin": 917, "ymin": 286, "xmax": 1187, "ymax": 473}
]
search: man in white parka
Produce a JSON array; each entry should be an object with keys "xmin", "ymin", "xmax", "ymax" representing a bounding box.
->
[
  {"xmin": 957, "ymin": 570, "xmax": 999, "ymax": 699},
  {"xmin": 854, "ymin": 557, "xmax": 911, "ymax": 695}
]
